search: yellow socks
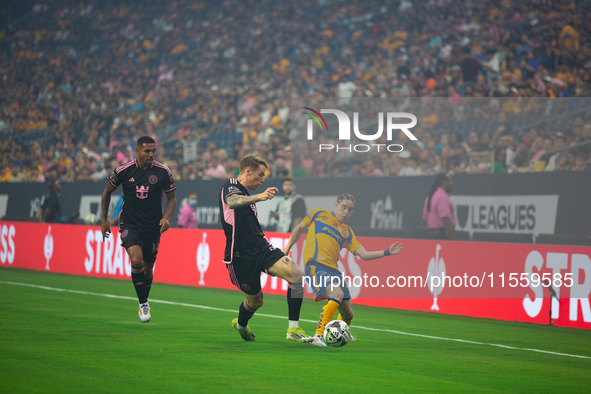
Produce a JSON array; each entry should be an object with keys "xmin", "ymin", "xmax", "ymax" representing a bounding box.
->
[{"xmin": 315, "ymin": 299, "xmax": 340, "ymax": 336}]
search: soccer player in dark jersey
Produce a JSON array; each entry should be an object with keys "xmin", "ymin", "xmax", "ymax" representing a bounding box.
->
[
  {"xmin": 100, "ymin": 136, "xmax": 177, "ymax": 323},
  {"xmin": 220, "ymin": 154, "xmax": 312, "ymax": 343}
]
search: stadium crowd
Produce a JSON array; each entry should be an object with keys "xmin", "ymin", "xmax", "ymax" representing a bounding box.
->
[{"xmin": 1, "ymin": 0, "xmax": 591, "ymax": 183}]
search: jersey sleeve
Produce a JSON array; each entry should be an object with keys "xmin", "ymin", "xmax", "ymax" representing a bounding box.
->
[
  {"xmin": 107, "ymin": 167, "xmax": 124, "ymax": 188},
  {"xmin": 163, "ymin": 170, "xmax": 177, "ymax": 193},
  {"xmin": 222, "ymin": 182, "xmax": 245, "ymax": 203},
  {"xmin": 302, "ymin": 208, "xmax": 323, "ymax": 228},
  {"xmin": 345, "ymin": 227, "xmax": 363, "ymax": 254}
]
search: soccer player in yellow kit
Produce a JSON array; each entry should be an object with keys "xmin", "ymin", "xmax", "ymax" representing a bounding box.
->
[{"xmin": 284, "ymin": 193, "xmax": 404, "ymax": 346}]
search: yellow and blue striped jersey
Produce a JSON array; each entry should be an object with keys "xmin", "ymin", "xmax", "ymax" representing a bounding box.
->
[{"xmin": 302, "ymin": 208, "xmax": 363, "ymax": 270}]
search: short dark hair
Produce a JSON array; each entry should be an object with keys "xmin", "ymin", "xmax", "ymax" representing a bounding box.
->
[
  {"xmin": 239, "ymin": 154, "xmax": 268, "ymax": 173},
  {"xmin": 137, "ymin": 136, "xmax": 156, "ymax": 147},
  {"xmin": 283, "ymin": 176, "xmax": 292, "ymax": 183}
]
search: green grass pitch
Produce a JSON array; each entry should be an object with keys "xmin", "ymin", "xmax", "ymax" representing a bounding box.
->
[{"xmin": 1, "ymin": 267, "xmax": 590, "ymax": 393}]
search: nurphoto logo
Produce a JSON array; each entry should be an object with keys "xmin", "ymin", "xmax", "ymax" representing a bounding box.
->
[{"xmin": 303, "ymin": 107, "xmax": 418, "ymax": 153}]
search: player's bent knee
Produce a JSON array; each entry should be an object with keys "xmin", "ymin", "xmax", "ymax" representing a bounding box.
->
[
  {"xmin": 130, "ymin": 257, "xmax": 144, "ymax": 268},
  {"xmin": 325, "ymin": 286, "xmax": 344, "ymax": 302},
  {"xmin": 290, "ymin": 265, "xmax": 304, "ymax": 283}
]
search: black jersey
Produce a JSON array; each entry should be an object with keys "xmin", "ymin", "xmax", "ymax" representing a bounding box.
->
[
  {"xmin": 107, "ymin": 159, "xmax": 176, "ymax": 231},
  {"xmin": 41, "ymin": 191, "xmax": 61, "ymax": 223},
  {"xmin": 219, "ymin": 178, "xmax": 269, "ymax": 263}
]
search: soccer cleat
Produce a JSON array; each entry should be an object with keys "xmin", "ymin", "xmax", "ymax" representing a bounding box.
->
[
  {"xmin": 286, "ymin": 327, "xmax": 314, "ymax": 343},
  {"xmin": 138, "ymin": 302, "xmax": 151, "ymax": 323},
  {"xmin": 310, "ymin": 334, "xmax": 327, "ymax": 347},
  {"xmin": 231, "ymin": 318, "xmax": 256, "ymax": 341},
  {"xmin": 349, "ymin": 334, "xmax": 356, "ymax": 342}
]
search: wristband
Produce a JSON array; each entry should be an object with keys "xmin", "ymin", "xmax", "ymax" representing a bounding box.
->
[{"xmin": 384, "ymin": 249, "xmax": 391, "ymax": 256}]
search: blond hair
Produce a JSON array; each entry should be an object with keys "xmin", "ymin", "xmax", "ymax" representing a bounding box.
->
[{"xmin": 336, "ymin": 193, "xmax": 355, "ymax": 204}]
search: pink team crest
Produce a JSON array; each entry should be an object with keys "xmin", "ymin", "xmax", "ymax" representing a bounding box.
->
[
  {"xmin": 136, "ymin": 185, "xmax": 149, "ymax": 199},
  {"xmin": 121, "ymin": 230, "xmax": 129, "ymax": 238},
  {"xmin": 149, "ymin": 175, "xmax": 158, "ymax": 184}
]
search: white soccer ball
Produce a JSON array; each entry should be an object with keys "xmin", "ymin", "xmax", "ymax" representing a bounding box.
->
[
  {"xmin": 323, "ymin": 320, "xmax": 351, "ymax": 347},
  {"xmin": 84, "ymin": 213, "xmax": 97, "ymax": 225}
]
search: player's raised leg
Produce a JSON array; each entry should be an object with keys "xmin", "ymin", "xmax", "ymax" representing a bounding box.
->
[
  {"xmin": 127, "ymin": 244, "xmax": 151, "ymax": 323},
  {"xmin": 267, "ymin": 255, "xmax": 313, "ymax": 343}
]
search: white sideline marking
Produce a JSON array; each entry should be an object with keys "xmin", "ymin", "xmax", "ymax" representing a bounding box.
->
[{"xmin": 1, "ymin": 280, "xmax": 590, "ymax": 360}]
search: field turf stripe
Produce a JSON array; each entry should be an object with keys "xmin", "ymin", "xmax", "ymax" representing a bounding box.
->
[{"xmin": 1, "ymin": 279, "xmax": 589, "ymax": 360}]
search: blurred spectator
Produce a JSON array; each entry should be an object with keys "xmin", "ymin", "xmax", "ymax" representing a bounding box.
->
[
  {"xmin": 204, "ymin": 157, "xmax": 227, "ymax": 179},
  {"xmin": 545, "ymin": 135, "xmax": 570, "ymax": 171},
  {"xmin": 573, "ymin": 151, "xmax": 590, "ymax": 171},
  {"xmin": 0, "ymin": 0, "xmax": 591, "ymax": 181},
  {"xmin": 0, "ymin": 165, "xmax": 11, "ymax": 182},
  {"xmin": 270, "ymin": 177, "xmax": 295, "ymax": 233},
  {"xmin": 181, "ymin": 134, "xmax": 199, "ymax": 164},
  {"xmin": 7, "ymin": 164, "xmax": 26, "ymax": 182},
  {"xmin": 422, "ymin": 173, "xmax": 456, "ymax": 240},
  {"xmin": 530, "ymin": 136, "xmax": 546, "ymax": 162},
  {"xmin": 513, "ymin": 143, "xmax": 531, "ymax": 169},
  {"xmin": 491, "ymin": 147, "xmax": 507, "ymax": 173},
  {"xmin": 39, "ymin": 181, "xmax": 61, "ymax": 223},
  {"xmin": 178, "ymin": 193, "xmax": 198, "ymax": 229},
  {"xmin": 567, "ymin": 150, "xmax": 578, "ymax": 170}
]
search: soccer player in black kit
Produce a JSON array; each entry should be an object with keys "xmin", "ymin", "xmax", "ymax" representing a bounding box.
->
[
  {"xmin": 220, "ymin": 154, "xmax": 312, "ymax": 343},
  {"xmin": 100, "ymin": 136, "xmax": 177, "ymax": 323}
]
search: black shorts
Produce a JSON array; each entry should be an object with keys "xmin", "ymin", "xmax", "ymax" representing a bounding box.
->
[
  {"xmin": 120, "ymin": 226, "xmax": 161, "ymax": 264},
  {"xmin": 227, "ymin": 245, "xmax": 287, "ymax": 295}
]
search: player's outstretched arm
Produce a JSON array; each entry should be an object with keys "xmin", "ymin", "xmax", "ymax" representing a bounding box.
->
[
  {"xmin": 353, "ymin": 242, "xmax": 404, "ymax": 261},
  {"xmin": 284, "ymin": 221, "xmax": 305, "ymax": 254},
  {"xmin": 101, "ymin": 182, "xmax": 117, "ymax": 241},
  {"xmin": 226, "ymin": 187, "xmax": 278, "ymax": 209},
  {"xmin": 160, "ymin": 190, "xmax": 177, "ymax": 233}
]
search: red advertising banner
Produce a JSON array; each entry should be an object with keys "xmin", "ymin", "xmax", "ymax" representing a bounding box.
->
[
  {"xmin": 1, "ymin": 221, "xmax": 589, "ymax": 329},
  {"xmin": 0, "ymin": 221, "xmax": 293, "ymax": 296}
]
